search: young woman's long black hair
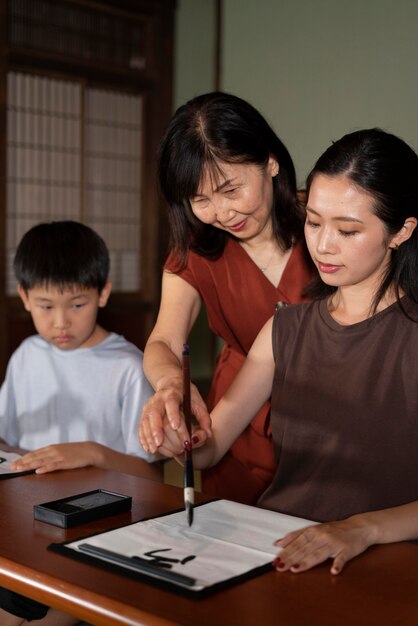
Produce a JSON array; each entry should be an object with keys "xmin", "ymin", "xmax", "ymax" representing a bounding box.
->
[
  {"xmin": 304, "ymin": 128, "xmax": 418, "ymax": 311},
  {"xmin": 158, "ymin": 92, "xmax": 303, "ymax": 268}
]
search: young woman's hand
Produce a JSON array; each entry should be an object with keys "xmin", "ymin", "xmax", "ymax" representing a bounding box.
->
[
  {"xmin": 139, "ymin": 381, "xmax": 212, "ymax": 454},
  {"xmin": 273, "ymin": 516, "xmax": 376, "ymax": 575},
  {"xmin": 145, "ymin": 414, "xmax": 208, "ymax": 461}
]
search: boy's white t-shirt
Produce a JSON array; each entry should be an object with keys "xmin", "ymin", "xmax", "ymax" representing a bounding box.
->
[{"xmin": 0, "ymin": 332, "xmax": 156, "ymax": 462}]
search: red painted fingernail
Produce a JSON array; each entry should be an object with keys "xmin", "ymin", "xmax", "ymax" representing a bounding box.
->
[
  {"xmin": 272, "ymin": 558, "xmax": 282, "ymax": 567},
  {"xmin": 278, "ymin": 562, "xmax": 286, "ymax": 569},
  {"xmin": 184, "ymin": 440, "xmax": 191, "ymax": 451},
  {"xmin": 192, "ymin": 436, "xmax": 199, "ymax": 444},
  {"xmin": 291, "ymin": 564, "xmax": 300, "ymax": 570}
]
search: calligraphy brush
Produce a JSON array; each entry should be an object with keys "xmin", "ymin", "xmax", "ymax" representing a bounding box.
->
[{"xmin": 182, "ymin": 344, "xmax": 194, "ymax": 526}]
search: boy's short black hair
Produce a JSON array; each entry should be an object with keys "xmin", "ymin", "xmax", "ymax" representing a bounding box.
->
[{"xmin": 14, "ymin": 220, "xmax": 110, "ymax": 292}]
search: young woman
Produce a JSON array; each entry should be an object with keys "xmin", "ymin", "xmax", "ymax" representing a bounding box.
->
[
  {"xmin": 140, "ymin": 128, "xmax": 418, "ymax": 574},
  {"xmin": 141, "ymin": 92, "xmax": 313, "ymax": 504}
]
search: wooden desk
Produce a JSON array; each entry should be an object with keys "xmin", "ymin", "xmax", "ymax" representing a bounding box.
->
[{"xmin": 1, "ymin": 467, "xmax": 418, "ymax": 626}]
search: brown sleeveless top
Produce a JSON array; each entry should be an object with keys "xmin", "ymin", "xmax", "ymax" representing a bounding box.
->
[{"xmin": 258, "ymin": 297, "xmax": 418, "ymax": 522}]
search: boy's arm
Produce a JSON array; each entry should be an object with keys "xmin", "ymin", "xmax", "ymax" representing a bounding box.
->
[
  {"xmin": 10, "ymin": 347, "xmax": 165, "ymax": 480},
  {"xmin": 85, "ymin": 444, "xmax": 164, "ymax": 480},
  {"xmin": 0, "ymin": 354, "xmax": 20, "ymax": 446},
  {"xmin": 11, "ymin": 441, "xmax": 163, "ymax": 481}
]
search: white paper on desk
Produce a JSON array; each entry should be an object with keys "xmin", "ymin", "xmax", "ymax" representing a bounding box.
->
[
  {"xmin": 0, "ymin": 451, "xmax": 26, "ymax": 475},
  {"xmin": 65, "ymin": 500, "xmax": 316, "ymax": 592}
]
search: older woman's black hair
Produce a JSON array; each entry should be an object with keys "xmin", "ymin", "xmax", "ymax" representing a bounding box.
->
[
  {"xmin": 305, "ymin": 128, "xmax": 418, "ymax": 311},
  {"xmin": 158, "ymin": 92, "xmax": 303, "ymax": 267},
  {"xmin": 14, "ymin": 220, "xmax": 110, "ymax": 293}
]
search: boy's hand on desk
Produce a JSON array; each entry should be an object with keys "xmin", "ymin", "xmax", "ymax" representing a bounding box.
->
[{"xmin": 10, "ymin": 442, "xmax": 101, "ymax": 474}]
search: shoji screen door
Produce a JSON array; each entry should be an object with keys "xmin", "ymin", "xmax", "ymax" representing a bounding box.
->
[{"xmin": 6, "ymin": 72, "xmax": 143, "ymax": 294}]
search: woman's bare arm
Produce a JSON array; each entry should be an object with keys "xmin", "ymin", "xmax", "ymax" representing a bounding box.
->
[{"xmin": 139, "ymin": 271, "xmax": 212, "ymax": 452}]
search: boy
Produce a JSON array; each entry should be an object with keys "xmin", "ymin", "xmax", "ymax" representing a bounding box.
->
[
  {"xmin": 0, "ymin": 220, "xmax": 161, "ymax": 479},
  {"xmin": 0, "ymin": 220, "xmax": 162, "ymax": 625}
]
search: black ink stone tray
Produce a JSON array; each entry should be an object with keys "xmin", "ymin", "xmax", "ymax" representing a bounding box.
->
[{"xmin": 34, "ymin": 489, "xmax": 132, "ymax": 528}]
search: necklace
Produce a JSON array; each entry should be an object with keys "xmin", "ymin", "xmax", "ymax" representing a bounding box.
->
[
  {"xmin": 259, "ymin": 249, "xmax": 275, "ymax": 273},
  {"xmin": 240, "ymin": 241, "xmax": 276, "ymax": 273}
]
